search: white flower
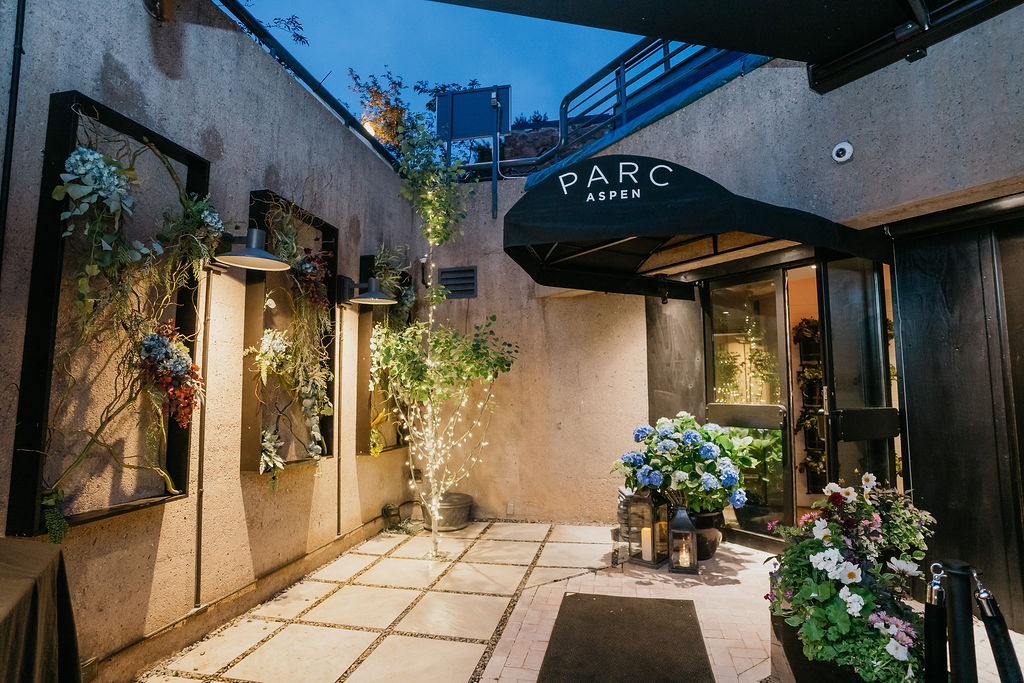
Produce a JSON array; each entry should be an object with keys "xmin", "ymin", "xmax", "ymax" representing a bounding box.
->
[
  {"xmin": 812, "ymin": 518, "xmax": 833, "ymax": 546},
  {"xmin": 886, "ymin": 638, "xmax": 909, "ymax": 661},
  {"xmin": 835, "ymin": 561, "xmax": 862, "ymax": 584},
  {"xmin": 887, "ymin": 557, "xmax": 922, "ymax": 577},
  {"xmin": 676, "ymin": 410, "xmax": 693, "ymax": 420},
  {"xmin": 861, "ymin": 472, "xmax": 877, "ymax": 491},
  {"xmin": 810, "ymin": 548, "xmax": 842, "ymax": 572},
  {"xmin": 840, "ymin": 487, "xmax": 857, "ymax": 503},
  {"xmin": 838, "ymin": 586, "xmax": 865, "ymax": 615},
  {"xmin": 824, "ymin": 482, "xmax": 842, "ymax": 495}
]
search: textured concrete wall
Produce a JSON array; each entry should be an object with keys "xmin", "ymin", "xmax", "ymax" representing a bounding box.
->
[
  {"xmin": 0, "ymin": 0, "xmax": 413, "ymax": 673},
  {"xmin": 431, "ymin": 179, "xmax": 649, "ymax": 523},
  {"xmin": 598, "ymin": 6, "xmax": 1024, "ymax": 228}
]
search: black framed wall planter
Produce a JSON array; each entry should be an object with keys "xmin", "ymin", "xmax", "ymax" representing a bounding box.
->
[
  {"xmin": 7, "ymin": 91, "xmax": 211, "ymax": 536},
  {"xmin": 240, "ymin": 190, "xmax": 338, "ymax": 477}
]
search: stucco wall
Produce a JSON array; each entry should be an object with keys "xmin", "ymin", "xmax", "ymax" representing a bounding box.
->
[
  {"xmin": 0, "ymin": 0, "xmax": 414, "ymax": 674},
  {"xmin": 431, "ymin": 179, "xmax": 649, "ymax": 523},
  {"xmin": 597, "ymin": 5, "xmax": 1024, "ymax": 228}
]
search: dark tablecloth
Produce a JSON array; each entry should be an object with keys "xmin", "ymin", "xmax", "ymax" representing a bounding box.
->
[{"xmin": 0, "ymin": 537, "xmax": 80, "ymax": 682}]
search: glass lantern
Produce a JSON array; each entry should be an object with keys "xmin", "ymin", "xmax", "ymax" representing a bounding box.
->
[
  {"xmin": 626, "ymin": 491, "xmax": 669, "ymax": 567},
  {"xmin": 668, "ymin": 507, "xmax": 699, "ymax": 574}
]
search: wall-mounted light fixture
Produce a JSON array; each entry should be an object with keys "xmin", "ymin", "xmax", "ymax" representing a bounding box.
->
[
  {"xmin": 337, "ymin": 275, "xmax": 397, "ymax": 305},
  {"xmin": 216, "ymin": 227, "xmax": 290, "ymax": 271}
]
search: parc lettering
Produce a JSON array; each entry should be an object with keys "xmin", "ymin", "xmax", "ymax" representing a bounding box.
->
[{"xmin": 558, "ymin": 160, "xmax": 674, "ymax": 203}]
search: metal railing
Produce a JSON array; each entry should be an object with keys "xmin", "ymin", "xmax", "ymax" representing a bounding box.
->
[{"xmin": 469, "ymin": 37, "xmax": 759, "ymax": 175}]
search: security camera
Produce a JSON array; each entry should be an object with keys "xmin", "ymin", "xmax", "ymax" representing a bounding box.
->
[{"xmin": 832, "ymin": 141, "xmax": 853, "ymax": 164}]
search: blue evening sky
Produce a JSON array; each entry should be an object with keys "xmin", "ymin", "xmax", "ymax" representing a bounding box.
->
[{"xmin": 241, "ymin": 0, "xmax": 639, "ymax": 121}]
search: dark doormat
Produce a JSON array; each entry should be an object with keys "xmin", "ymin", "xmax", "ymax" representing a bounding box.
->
[{"xmin": 537, "ymin": 593, "xmax": 714, "ymax": 683}]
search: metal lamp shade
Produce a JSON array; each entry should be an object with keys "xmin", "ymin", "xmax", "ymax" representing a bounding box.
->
[
  {"xmin": 626, "ymin": 491, "xmax": 669, "ymax": 567},
  {"xmin": 217, "ymin": 227, "xmax": 290, "ymax": 271},
  {"xmin": 668, "ymin": 507, "xmax": 699, "ymax": 574},
  {"xmin": 349, "ymin": 277, "xmax": 397, "ymax": 305}
]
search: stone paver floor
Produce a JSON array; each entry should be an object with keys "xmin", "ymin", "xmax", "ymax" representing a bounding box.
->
[{"xmin": 142, "ymin": 522, "xmax": 774, "ymax": 683}]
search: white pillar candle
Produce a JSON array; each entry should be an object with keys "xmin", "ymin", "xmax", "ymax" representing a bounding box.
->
[{"xmin": 641, "ymin": 527, "xmax": 653, "ymax": 562}]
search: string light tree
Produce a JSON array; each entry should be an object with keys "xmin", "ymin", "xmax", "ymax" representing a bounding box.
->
[{"xmin": 370, "ymin": 115, "xmax": 518, "ymax": 557}]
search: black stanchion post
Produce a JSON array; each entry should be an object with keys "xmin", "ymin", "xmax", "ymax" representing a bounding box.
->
[
  {"xmin": 925, "ymin": 562, "xmax": 948, "ymax": 683},
  {"xmin": 973, "ymin": 570, "xmax": 1024, "ymax": 683},
  {"xmin": 945, "ymin": 560, "xmax": 978, "ymax": 683}
]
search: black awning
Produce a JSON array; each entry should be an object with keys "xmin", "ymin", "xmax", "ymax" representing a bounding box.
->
[
  {"xmin": 503, "ymin": 155, "xmax": 890, "ymax": 300},
  {"xmin": 429, "ymin": 0, "xmax": 1022, "ymax": 92}
]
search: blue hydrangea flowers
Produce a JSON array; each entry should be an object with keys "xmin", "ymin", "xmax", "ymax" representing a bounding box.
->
[
  {"xmin": 699, "ymin": 443, "xmax": 720, "ymax": 460},
  {"xmin": 621, "ymin": 451, "xmax": 645, "ymax": 467},
  {"xmin": 633, "ymin": 425, "xmax": 655, "ymax": 442},
  {"xmin": 701, "ymin": 472, "xmax": 720, "ymax": 490},
  {"xmin": 637, "ymin": 465, "xmax": 664, "ymax": 488},
  {"xmin": 681, "ymin": 429, "xmax": 702, "ymax": 445},
  {"xmin": 618, "ymin": 412, "xmax": 760, "ymax": 514}
]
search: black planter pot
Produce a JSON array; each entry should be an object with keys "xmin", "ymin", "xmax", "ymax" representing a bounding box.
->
[
  {"xmin": 798, "ymin": 340, "xmax": 821, "ymax": 361},
  {"xmin": 771, "ymin": 614, "xmax": 863, "ymax": 683},
  {"xmin": 805, "ymin": 467, "xmax": 827, "ymax": 494},
  {"xmin": 691, "ymin": 510, "xmax": 723, "ymax": 560}
]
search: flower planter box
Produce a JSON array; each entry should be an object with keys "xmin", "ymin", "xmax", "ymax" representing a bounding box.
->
[{"xmin": 770, "ymin": 614, "xmax": 863, "ymax": 683}]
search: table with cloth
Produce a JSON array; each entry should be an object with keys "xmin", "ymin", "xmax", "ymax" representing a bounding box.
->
[{"xmin": 0, "ymin": 536, "xmax": 80, "ymax": 682}]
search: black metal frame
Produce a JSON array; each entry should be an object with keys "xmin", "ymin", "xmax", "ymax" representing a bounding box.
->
[
  {"xmin": 239, "ymin": 190, "xmax": 338, "ymax": 472},
  {"xmin": 7, "ymin": 90, "xmax": 209, "ymax": 536}
]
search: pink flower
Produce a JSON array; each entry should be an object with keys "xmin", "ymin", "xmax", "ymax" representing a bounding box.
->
[
  {"xmin": 785, "ymin": 590, "xmax": 793, "ymax": 599},
  {"xmin": 798, "ymin": 512, "xmax": 819, "ymax": 527},
  {"xmin": 767, "ymin": 520, "xmax": 780, "ymax": 532}
]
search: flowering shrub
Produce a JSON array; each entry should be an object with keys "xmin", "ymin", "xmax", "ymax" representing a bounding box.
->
[
  {"xmin": 614, "ymin": 411, "xmax": 756, "ymax": 512},
  {"xmin": 139, "ymin": 323, "xmax": 202, "ymax": 429},
  {"xmin": 767, "ymin": 474, "xmax": 935, "ymax": 682}
]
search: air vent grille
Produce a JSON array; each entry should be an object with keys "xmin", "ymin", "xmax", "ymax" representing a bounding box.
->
[{"xmin": 438, "ymin": 266, "xmax": 477, "ymax": 299}]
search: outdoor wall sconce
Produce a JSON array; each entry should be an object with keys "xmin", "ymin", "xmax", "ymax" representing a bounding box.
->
[
  {"xmin": 668, "ymin": 507, "xmax": 699, "ymax": 574},
  {"xmin": 626, "ymin": 491, "xmax": 668, "ymax": 567},
  {"xmin": 337, "ymin": 276, "xmax": 397, "ymax": 305},
  {"xmin": 217, "ymin": 226, "xmax": 290, "ymax": 271}
]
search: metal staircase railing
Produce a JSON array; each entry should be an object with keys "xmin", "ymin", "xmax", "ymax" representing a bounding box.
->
[{"xmin": 468, "ymin": 37, "xmax": 763, "ymax": 175}]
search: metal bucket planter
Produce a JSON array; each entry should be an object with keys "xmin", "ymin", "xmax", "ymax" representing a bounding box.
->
[{"xmin": 421, "ymin": 492, "xmax": 474, "ymax": 532}]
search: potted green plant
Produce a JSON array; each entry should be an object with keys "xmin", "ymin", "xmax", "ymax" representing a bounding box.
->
[
  {"xmin": 766, "ymin": 474, "xmax": 935, "ymax": 682},
  {"xmin": 371, "ymin": 116, "xmax": 518, "ymax": 557},
  {"xmin": 793, "ymin": 317, "xmax": 821, "ymax": 361},
  {"xmin": 614, "ymin": 411, "xmax": 756, "ymax": 559},
  {"xmin": 797, "ymin": 365, "xmax": 824, "ymax": 403}
]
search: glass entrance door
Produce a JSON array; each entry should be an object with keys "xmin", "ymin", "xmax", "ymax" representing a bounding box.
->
[
  {"xmin": 708, "ymin": 273, "xmax": 788, "ymax": 531},
  {"xmin": 819, "ymin": 258, "xmax": 899, "ymax": 486},
  {"xmin": 705, "ymin": 257, "xmax": 898, "ymax": 535}
]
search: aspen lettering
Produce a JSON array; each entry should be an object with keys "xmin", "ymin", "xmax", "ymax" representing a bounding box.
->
[{"xmin": 557, "ymin": 160, "xmax": 674, "ymax": 203}]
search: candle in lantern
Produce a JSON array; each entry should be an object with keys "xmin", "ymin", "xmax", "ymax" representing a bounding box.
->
[
  {"xmin": 680, "ymin": 544, "xmax": 691, "ymax": 567},
  {"xmin": 641, "ymin": 527, "xmax": 653, "ymax": 562}
]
